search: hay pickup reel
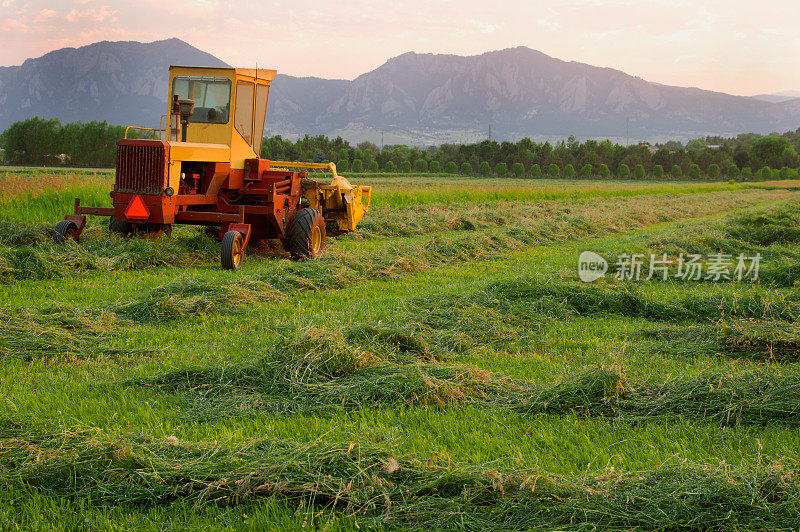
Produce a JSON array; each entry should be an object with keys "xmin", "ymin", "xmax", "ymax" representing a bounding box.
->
[{"xmin": 54, "ymin": 66, "xmax": 371, "ymax": 268}]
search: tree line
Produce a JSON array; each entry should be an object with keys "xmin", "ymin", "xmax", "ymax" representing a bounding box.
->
[
  {"xmin": 262, "ymin": 131, "xmax": 800, "ymax": 179},
  {"xmin": 2, "ymin": 116, "xmax": 800, "ymax": 180},
  {"xmin": 0, "ymin": 117, "xmax": 148, "ymax": 167}
]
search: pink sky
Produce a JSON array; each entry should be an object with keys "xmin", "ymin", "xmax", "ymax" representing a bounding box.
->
[{"xmin": 1, "ymin": 0, "xmax": 799, "ymax": 96}]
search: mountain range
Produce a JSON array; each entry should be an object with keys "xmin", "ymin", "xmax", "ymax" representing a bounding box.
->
[
  {"xmin": 0, "ymin": 39, "xmax": 227, "ymax": 134},
  {"xmin": 752, "ymin": 91, "xmax": 800, "ymax": 104},
  {"xmin": 1, "ymin": 38, "xmax": 798, "ymax": 145}
]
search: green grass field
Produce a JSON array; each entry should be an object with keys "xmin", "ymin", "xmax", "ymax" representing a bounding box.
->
[{"xmin": 1, "ymin": 169, "xmax": 800, "ymax": 530}]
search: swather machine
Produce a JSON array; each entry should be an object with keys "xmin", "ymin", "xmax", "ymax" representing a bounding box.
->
[{"xmin": 54, "ymin": 66, "xmax": 371, "ymax": 269}]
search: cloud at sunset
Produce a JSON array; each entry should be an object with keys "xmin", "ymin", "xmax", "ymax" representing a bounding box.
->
[{"xmin": 0, "ymin": 0, "xmax": 798, "ymax": 95}]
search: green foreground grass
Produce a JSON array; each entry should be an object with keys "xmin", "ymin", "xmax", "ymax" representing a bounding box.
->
[{"xmin": 1, "ymin": 174, "xmax": 799, "ymax": 529}]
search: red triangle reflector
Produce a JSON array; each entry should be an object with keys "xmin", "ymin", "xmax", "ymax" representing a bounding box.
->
[{"xmin": 124, "ymin": 195, "xmax": 150, "ymax": 219}]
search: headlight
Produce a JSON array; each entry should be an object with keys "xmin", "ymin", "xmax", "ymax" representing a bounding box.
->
[{"xmin": 164, "ymin": 187, "xmax": 175, "ymax": 197}]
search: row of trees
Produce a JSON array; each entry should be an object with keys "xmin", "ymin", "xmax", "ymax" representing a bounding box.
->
[
  {"xmin": 262, "ymin": 130, "xmax": 800, "ymax": 178},
  {"xmin": 319, "ymin": 158, "xmax": 797, "ymax": 180},
  {"xmin": 2, "ymin": 116, "xmax": 800, "ymax": 179},
  {"xmin": 0, "ymin": 117, "xmax": 147, "ymax": 167}
]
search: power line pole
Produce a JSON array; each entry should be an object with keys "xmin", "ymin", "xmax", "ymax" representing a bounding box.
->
[
  {"xmin": 488, "ymin": 124, "xmax": 492, "ymax": 142},
  {"xmin": 626, "ymin": 117, "xmax": 630, "ymax": 147},
  {"xmin": 381, "ymin": 130, "xmax": 384, "ymax": 153}
]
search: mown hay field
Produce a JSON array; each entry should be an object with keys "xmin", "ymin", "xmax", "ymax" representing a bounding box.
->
[{"xmin": 1, "ymin": 168, "xmax": 800, "ymax": 530}]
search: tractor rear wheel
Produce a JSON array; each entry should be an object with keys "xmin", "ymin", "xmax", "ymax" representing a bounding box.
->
[
  {"xmin": 289, "ymin": 208, "xmax": 326, "ymax": 260},
  {"xmin": 221, "ymin": 230, "xmax": 244, "ymax": 270},
  {"xmin": 53, "ymin": 220, "xmax": 78, "ymax": 244},
  {"xmin": 109, "ymin": 216, "xmax": 132, "ymax": 236}
]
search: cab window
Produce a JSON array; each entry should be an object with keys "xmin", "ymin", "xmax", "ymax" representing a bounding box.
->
[
  {"xmin": 234, "ymin": 81, "xmax": 254, "ymax": 145},
  {"xmin": 172, "ymin": 76, "xmax": 231, "ymax": 124},
  {"xmin": 254, "ymin": 84, "xmax": 269, "ymax": 154}
]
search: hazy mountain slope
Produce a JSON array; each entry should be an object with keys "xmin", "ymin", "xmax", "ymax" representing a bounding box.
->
[
  {"xmin": 308, "ymin": 47, "xmax": 799, "ymax": 140},
  {"xmin": 266, "ymin": 74, "xmax": 349, "ymax": 137},
  {"xmin": 752, "ymin": 91, "xmax": 800, "ymax": 103},
  {"xmin": 0, "ymin": 38, "xmax": 229, "ymax": 131}
]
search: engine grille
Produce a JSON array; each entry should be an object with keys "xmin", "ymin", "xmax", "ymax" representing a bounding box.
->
[{"xmin": 115, "ymin": 142, "xmax": 169, "ymax": 195}]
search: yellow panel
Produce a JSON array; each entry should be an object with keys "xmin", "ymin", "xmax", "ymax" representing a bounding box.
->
[
  {"xmin": 235, "ymin": 68, "xmax": 277, "ymax": 82},
  {"xmin": 167, "ymin": 161, "xmax": 181, "ymax": 191},
  {"xmin": 169, "ymin": 143, "xmax": 230, "ymax": 162},
  {"xmin": 181, "ymin": 122, "xmax": 233, "ymax": 146},
  {"xmin": 230, "ymin": 125, "xmax": 257, "ymax": 169}
]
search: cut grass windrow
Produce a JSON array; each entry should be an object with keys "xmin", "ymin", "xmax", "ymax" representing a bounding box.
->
[
  {"xmin": 1, "ymin": 418, "xmax": 798, "ymax": 530},
  {"xmin": 0, "ymin": 224, "xmax": 218, "ymax": 282},
  {"xmin": 110, "ymin": 276, "xmax": 286, "ymax": 322},
  {"xmin": 720, "ymin": 320, "xmax": 800, "ymax": 360},
  {"xmin": 107, "ymin": 199, "xmax": 800, "ymax": 324},
  {"xmin": 0, "ymin": 305, "xmax": 150, "ymax": 361},
  {"xmin": 108, "ymin": 259, "xmax": 800, "ymax": 327},
  {"xmin": 644, "ymin": 319, "xmax": 800, "ymax": 362},
  {"xmin": 12, "ymin": 221, "xmax": 796, "ymax": 362},
  {"xmin": 1, "ymin": 189, "xmax": 794, "ymax": 283},
  {"xmin": 484, "ymin": 277, "xmax": 800, "ymax": 323},
  {"xmin": 106, "ymin": 230, "xmax": 541, "ymax": 323},
  {"xmin": 135, "ymin": 324, "xmax": 800, "ymax": 426},
  {"xmin": 419, "ymin": 276, "xmax": 800, "ymax": 362},
  {"xmin": 357, "ymin": 189, "xmax": 798, "ymax": 238},
  {"xmin": 600, "ymin": 201, "xmax": 800, "ymax": 288}
]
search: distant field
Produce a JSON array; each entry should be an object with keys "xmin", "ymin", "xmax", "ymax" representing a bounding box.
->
[
  {"xmin": 3, "ymin": 167, "xmax": 798, "ymax": 222},
  {"xmin": 1, "ymin": 170, "xmax": 800, "ymax": 529}
]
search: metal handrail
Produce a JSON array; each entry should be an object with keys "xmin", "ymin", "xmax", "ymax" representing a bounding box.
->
[
  {"xmin": 124, "ymin": 126, "xmax": 164, "ymax": 140},
  {"xmin": 268, "ymin": 161, "xmax": 372, "ymax": 205},
  {"xmin": 268, "ymin": 160, "xmax": 340, "ymax": 177},
  {"xmin": 124, "ymin": 116, "xmax": 168, "ymax": 140}
]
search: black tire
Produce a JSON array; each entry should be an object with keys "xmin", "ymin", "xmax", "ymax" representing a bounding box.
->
[
  {"xmin": 53, "ymin": 220, "xmax": 78, "ymax": 244},
  {"xmin": 221, "ymin": 230, "xmax": 244, "ymax": 270},
  {"xmin": 109, "ymin": 216, "xmax": 132, "ymax": 236},
  {"xmin": 289, "ymin": 208, "xmax": 326, "ymax": 261}
]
